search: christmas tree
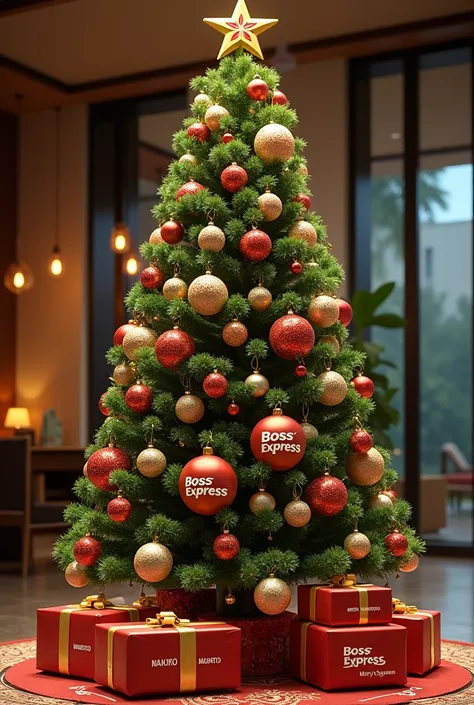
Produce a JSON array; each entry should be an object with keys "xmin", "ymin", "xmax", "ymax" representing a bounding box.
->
[{"xmin": 54, "ymin": 0, "xmax": 424, "ymax": 614}]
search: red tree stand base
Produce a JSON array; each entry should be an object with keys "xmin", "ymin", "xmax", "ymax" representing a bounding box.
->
[{"xmin": 155, "ymin": 587, "xmax": 216, "ymax": 620}]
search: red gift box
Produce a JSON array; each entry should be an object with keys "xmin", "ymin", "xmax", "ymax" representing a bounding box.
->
[
  {"xmin": 298, "ymin": 579, "xmax": 392, "ymax": 626},
  {"xmin": 94, "ymin": 611, "xmax": 241, "ymax": 697},
  {"xmin": 290, "ymin": 619, "xmax": 407, "ymax": 690},
  {"xmin": 391, "ymin": 605, "xmax": 441, "ymax": 675},
  {"xmin": 36, "ymin": 594, "xmax": 158, "ymax": 680}
]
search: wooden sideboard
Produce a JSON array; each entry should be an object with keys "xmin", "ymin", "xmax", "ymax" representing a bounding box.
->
[{"xmin": 31, "ymin": 446, "xmax": 85, "ymax": 503}]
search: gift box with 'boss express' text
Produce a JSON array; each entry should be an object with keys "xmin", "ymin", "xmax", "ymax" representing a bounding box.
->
[{"xmin": 391, "ymin": 600, "xmax": 441, "ymax": 675}]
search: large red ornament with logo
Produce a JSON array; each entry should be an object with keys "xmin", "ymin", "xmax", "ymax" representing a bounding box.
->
[
  {"xmin": 221, "ymin": 163, "xmax": 248, "ymax": 193},
  {"xmin": 250, "ymin": 408, "xmax": 306, "ymax": 471},
  {"xmin": 87, "ymin": 446, "xmax": 132, "ymax": 491},
  {"xmin": 124, "ymin": 383, "xmax": 153, "ymax": 413},
  {"xmin": 307, "ymin": 474, "xmax": 348, "ymax": 516},
  {"xmin": 113, "ymin": 322, "xmax": 136, "ymax": 347},
  {"xmin": 179, "ymin": 447, "xmax": 238, "ymax": 515},
  {"xmin": 176, "ymin": 180, "xmax": 206, "ymax": 200},
  {"xmin": 269, "ymin": 313, "xmax": 315, "ymax": 360},
  {"xmin": 337, "ymin": 298, "xmax": 353, "ymax": 326},
  {"xmin": 239, "ymin": 228, "xmax": 272, "ymax": 261},
  {"xmin": 155, "ymin": 328, "xmax": 195, "ymax": 370},
  {"xmin": 187, "ymin": 122, "xmax": 210, "ymax": 142}
]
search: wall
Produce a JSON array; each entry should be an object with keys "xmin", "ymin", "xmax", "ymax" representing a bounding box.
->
[{"xmin": 16, "ymin": 105, "xmax": 88, "ymax": 445}]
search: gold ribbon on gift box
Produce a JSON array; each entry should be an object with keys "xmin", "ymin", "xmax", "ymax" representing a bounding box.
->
[
  {"xmin": 308, "ymin": 574, "xmax": 371, "ymax": 626},
  {"xmin": 392, "ymin": 598, "xmax": 436, "ymax": 670},
  {"xmin": 132, "ymin": 592, "xmax": 157, "ymax": 608}
]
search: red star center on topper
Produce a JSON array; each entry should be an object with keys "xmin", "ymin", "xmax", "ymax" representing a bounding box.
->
[{"xmin": 204, "ymin": 0, "xmax": 278, "ymax": 61}]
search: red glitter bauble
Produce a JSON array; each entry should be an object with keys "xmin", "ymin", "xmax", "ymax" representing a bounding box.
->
[
  {"xmin": 290, "ymin": 260, "xmax": 303, "ymax": 274},
  {"xmin": 337, "ymin": 298, "xmax": 353, "ymax": 326},
  {"xmin": 352, "ymin": 375, "xmax": 375, "ymax": 398},
  {"xmin": 239, "ymin": 229, "xmax": 272, "ymax": 261},
  {"xmin": 113, "ymin": 323, "xmax": 136, "ymax": 347},
  {"xmin": 228, "ymin": 402, "xmax": 240, "ymax": 416},
  {"xmin": 273, "ymin": 90, "xmax": 288, "ymax": 105},
  {"xmin": 87, "ymin": 446, "xmax": 131, "ymax": 491},
  {"xmin": 247, "ymin": 78, "xmax": 269, "ymax": 101},
  {"xmin": 179, "ymin": 450, "xmax": 237, "ymax": 515},
  {"xmin": 295, "ymin": 364, "xmax": 307, "ymax": 377},
  {"xmin": 213, "ymin": 531, "xmax": 240, "ymax": 560},
  {"xmin": 385, "ymin": 529, "xmax": 409, "ymax": 557},
  {"xmin": 350, "ymin": 429, "xmax": 373, "ymax": 453},
  {"xmin": 98, "ymin": 393, "xmax": 110, "ymax": 416},
  {"xmin": 294, "ymin": 193, "xmax": 311, "ymax": 211},
  {"xmin": 155, "ymin": 328, "xmax": 195, "ymax": 370},
  {"xmin": 140, "ymin": 266, "xmax": 164, "ymax": 290},
  {"xmin": 107, "ymin": 496, "xmax": 132, "ymax": 523},
  {"xmin": 269, "ymin": 313, "xmax": 315, "ymax": 360},
  {"xmin": 222, "ymin": 133, "xmax": 234, "ymax": 144},
  {"xmin": 161, "ymin": 219, "xmax": 184, "ymax": 245},
  {"xmin": 250, "ymin": 411, "xmax": 306, "ymax": 471},
  {"xmin": 125, "ymin": 383, "xmax": 153, "ymax": 413},
  {"xmin": 176, "ymin": 180, "xmax": 206, "ymax": 200},
  {"xmin": 73, "ymin": 535, "xmax": 102, "ymax": 566},
  {"xmin": 221, "ymin": 163, "xmax": 248, "ymax": 193},
  {"xmin": 384, "ymin": 489, "xmax": 398, "ymax": 502},
  {"xmin": 203, "ymin": 371, "xmax": 228, "ymax": 399},
  {"xmin": 187, "ymin": 122, "xmax": 210, "ymax": 142},
  {"xmin": 307, "ymin": 474, "xmax": 348, "ymax": 516}
]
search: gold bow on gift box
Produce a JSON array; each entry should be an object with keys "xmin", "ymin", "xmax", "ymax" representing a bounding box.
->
[
  {"xmin": 132, "ymin": 593, "xmax": 157, "ymax": 608},
  {"xmin": 392, "ymin": 598, "xmax": 436, "ymax": 670},
  {"xmin": 392, "ymin": 598, "xmax": 417, "ymax": 614},
  {"xmin": 146, "ymin": 611, "xmax": 191, "ymax": 627},
  {"xmin": 331, "ymin": 574, "xmax": 369, "ymax": 588},
  {"xmin": 79, "ymin": 593, "xmax": 113, "ymax": 610}
]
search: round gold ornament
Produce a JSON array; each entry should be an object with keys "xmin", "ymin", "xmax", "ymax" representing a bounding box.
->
[
  {"xmin": 134, "ymin": 539, "xmax": 173, "ymax": 583},
  {"xmin": 370, "ymin": 493, "xmax": 393, "ymax": 509},
  {"xmin": 198, "ymin": 224, "xmax": 226, "ymax": 252},
  {"xmin": 222, "ymin": 320, "xmax": 248, "ymax": 347},
  {"xmin": 346, "ymin": 448, "xmax": 385, "ymax": 486},
  {"xmin": 149, "ymin": 228, "xmax": 163, "ymax": 244},
  {"xmin": 319, "ymin": 336, "xmax": 341, "ymax": 354},
  {"xmin": 205, "ymin": 104, "xmax": 230, "ymax": 131},
  {"xmin": 308, "ymin": 295, "xmax": 340, "ymax": 328},
  {"xmin": 258, "ymin": 192, "xmax": 283, "ymax": 221},
  {"xmin": 137, "ymin": 445, "xmax": 167, "ymax": 478},
  {"xmin": 113, "ymin": 362, "xmax": 136, "ymax": 386},
  {"xmin": 175, "ymin": 392, "xmax": 205, "ymax": 424},
  {"xmin": 289, "ymin": 220, "xmax": 317, "ymax": 247},
  {"xmin": 123, "ymin": 326, "xmax": 158, "ymax": 362},
  {"xmin": 163, "ymin": 275, "xmax": 188, "ymax": 301},
  {"xmin": 254, "ymin": 123, "xmax": 295, "ymax": 164},
  {"xmin": 225, "ymin": 593, "xmax": 236, "ymax": 605},
  {"xmin": 245, "ymin": 372, "xmax": 270, "ymax": 398},
  {"xmin": 179, "ymin": 153, "xmax": 199, "ymax": 167},
  {"xmin": 298, "ymin": 164, "xmax": 309, "ymax": 176},
  {"xmin": 188, "ymin": 273, "xmax": 228, "ymax": 316},
  {"xmin": 344, "ymin": 529, "xmax": 371, "ymax": 559},
  {"xmin": 284, "ymin": 499, "xmax": 311, "ymax": 527},
  {"xmin": 248, "ymin": 285, "xmax": 272, "ymax": 311},
  {"xmin": 65, "ymin": 560, "xmax": 89, "ymax": 588},
  {"xmin": 249, "ymin": 489, "xmax": 276, "ymax": 514},
  {"xmin": 194, "ymin": 92, "xmax": 212, "ymax": 107},
  {"xmin": 400, "ymin": 554, "xmax": 420, "ymax": 573},
  {"xmin": 318, "ymin": 370, "xmax": 348, "ymax": 406},
  {"xmin": 83, "ymin": 461, "xmax": 88, "ymax": 478},
  {"xmin": 301, "ymin": 421, "xmax": 319, "ymax": 441},
  {"xmin": 254, "ymin": 575, "xmax": 291, "ymax": 615}
]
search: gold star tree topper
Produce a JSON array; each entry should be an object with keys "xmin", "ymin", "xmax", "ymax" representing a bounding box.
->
[{"xmin": 204, "ymin": 0, "xmax": 278, "ymax": 61}]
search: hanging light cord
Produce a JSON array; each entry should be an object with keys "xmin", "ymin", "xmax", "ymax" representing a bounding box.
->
[
  {"xmin": 55, "ymin": 106, "xmax": 61, "ymax": 252},
  {"xmin": 15, "ymin": 93, "xmax": 24, "ymax": 263}
]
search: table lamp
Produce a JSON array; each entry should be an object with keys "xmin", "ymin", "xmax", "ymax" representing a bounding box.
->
[{"xmin": 4, "ymin": 407, "xmax": 31, "ymax": 430}]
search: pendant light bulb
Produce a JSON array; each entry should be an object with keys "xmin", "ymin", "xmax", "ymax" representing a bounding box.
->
[
  {"xmin": 125, "ymin": 253, "xmax": 139, "ymax": 276},
  {"xmin": 49, "ymin": 106, "xmax": 65, "ymax": 278},
  {"xmin": 4, "ymin": 261, "xmax": 34, "ymax": 295},
  {"xmin": 111, "ymin": 223, "xmax": 131, "ymax": 254},
  {"xmin": 48, "ymin": 246, "xmax": 65, "ymax": 278}
]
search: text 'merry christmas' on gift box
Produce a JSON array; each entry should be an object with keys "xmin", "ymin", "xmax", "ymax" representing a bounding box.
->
[
  {"xmin": 391, "ymin": 600, "xmax": 441, "ymax": 675},
  {"xmin": 298, "ymin": 577, "xmax": 392, "ymax": 626},
  {"xmin": 290, "ymin": 619, "xmax": 407, "ymax": 691},
  {"xmin": 36, "ymin": 594, "xmax": 158, "ymax": 680},
  {"xmin": 94, "ymin": 611, "xmax": 241, "ymax": 697}
]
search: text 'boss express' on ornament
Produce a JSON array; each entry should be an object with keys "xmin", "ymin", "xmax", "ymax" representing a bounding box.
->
[
  {"xmin": 250, "ymin": 410, "xmax": 306, "ymax": 471},
  {"xmin": 179, "ymin": 448, "xmax": 238, "ymax": 515}
]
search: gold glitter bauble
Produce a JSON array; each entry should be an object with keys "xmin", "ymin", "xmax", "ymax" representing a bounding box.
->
[
  {"xmin": 198, "ymin": 224, "xmax": 226, "ymax": 252},
  {"xmin": 83, "ymin": 461, "xmax": 88, "ymax": 477},
  {"xmin": 249, "ymin": 490, "xmax": 276, "ymax": 514},
  {"xmin": 301, "ymin": 422, "xmax": 319, "ymax": 441},
  {"xmin": 113, "ymin": 362, "xmax": 136, "ymax": 386},
  {"xmin": 344, "ymin": 529, "xmax": 371, "ymax": 559},
  {"xmin": 188, "ymin": 274, "xmax": 228, "ymax": 316},
  {"xmin": 205, "ymin": 104, "xmax": 230, "ymax": 131},
  {"xmin": 149, "ymin": 228, "xmax": 163, "ymax": 244},
  {"xmin": 179, "ymin": 153, "xmax": 199, "ymax": 167},
  {"xmin": 134, "ymin": 540, "xmax": 173, "ymax": 583},
  {"xmin": 370, "ymin": 493, "xmax": 393, "ymax": 509},
  {"xmin": 223, "ymin": 320, "xmax": 248, "ymax": 347},
  {"xmin": 123, "ymin": 326, "xmax": 158, "ymax": 362},
  {"xmin": 137, "ymin": 446, "xmax": 167, "ymax": 478},
  {"xmin": 400, "ymin": 554, "xmax": 420, "ymax": 573},
  {"xmin": 308, "ymin": 295, "xmax": 340, "ymax": 328},
  {"xmin": 194, "ymin": 92, "xmax": 212, "ymax": 107},
  {"xmin": 245, "ymin": 372, "xmax": 270, "ymax": 398},
  {"xmin": 289, "ymin": 220, "xmax": 317, "ymax": 247},
  {"xmin": 299, "ymin": 164, "xmax": 309, "ymax": 176},
  {"xmin": 318, "ymin": 370, "xmax": 348, "ymax": 406},
  {"xmin": 258, "ymin": 192, "xmax": 283, "ymax": 221},
  {"xmin": 254, "ymin": 123, "xmax": 295, "ymax": 164},
  {"xmin": 319, "ymin": 336, "xmax": 341, "ymax": 354},
  {"xmin": 346, "ymin": 448, "xmax": 385, "ymax": 486},
  {"xmin": 175, "ymin": 392, "xmax": 205, "ymax": 424},
  {"xmin": 248, "ymin": 286, "xmax": 272, "ymax": 311},
  {"xmin": 284, "ymin": 499, "xmax": 311, "ymax": 527},
  {"xmin": 254, "ymin": 576, "xmax": 291, "ymax": 615},
  {"xmin": 163, "ymin": 276, "xmax": 188, "ymax": 301},
  {"xmin": 225, "ymin": 593, "xmax": 236, "ymax": 605},
  {"xmin": 65, "ymin": 561, "xmax": 89, "ymax": 588}
]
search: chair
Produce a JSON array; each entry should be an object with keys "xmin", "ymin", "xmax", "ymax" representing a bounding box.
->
[{"xmin": 440, "ymin": 442, "xmax": 473, "ymax": 511}]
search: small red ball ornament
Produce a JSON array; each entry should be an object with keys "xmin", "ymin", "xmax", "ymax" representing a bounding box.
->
[
  {"xmin": 140, "ymin": 266, "xmax": 164, "ymax": 290},
  {"xmin": 294, "ymin": 193, "xmax": 311, "ymax": 211},
  {"xmin": 269, "ymin": 313, "xmax": 315, "ymax": 360},
  {"xmin": 213, "ymin": 530, "xmax": 240, "ymax": 560},
  {"xmin": 290, "ymin": 260, "xmax": 303, "ymax": 274},
  {"xmin": 350, "ymin": 429, "xmax": 374, "ymax": 453},
  {"xmin": 352, "ymin": 374, "xmax": 375, "ymax": 398},
  {"xmin": 87, "ymin": 446, "xmax": 132, "ymax": 491},
  {"xmin": 384, "ymin": 490, "xmax": 398, "ymax": 502},
  {"xmin": 107, "ymin": 495, "xmax": 132, "ymax": 523},
  {"xmin": 161, "ymin": 219, "xmax": 184, "ymax": 245},
  {"xmin": 250, "ymin": 408, "xmax": 306, "ymax": 471},
  {"xmin": 155, "ymin": 328, "xmax": 195, "ymax": 370},
  {"xmin": 221, "ymin": 163, "xmax": 248, "ymax": 193},
  {"xmin": 203, "ymin": 371, "xmax": 228, "ymax": 399},
  {"xmin": 176, "ymin": 180, "xmax": 206, "ymax": 200},
  {"xmin": 307, "ymin": 474, "xmax": 348, "ymax": 516},
  {"xmin": 337, "ymin": 298, "xmax": 353, "ymax": 326},
  {"xmin": 227, "ymin": 402, "xmax": 240, "ymax": 416},
  {"xmin": 73, "ymin": 535, "xmax": 102, "ymax": 566},
  {"xmin": 222, "ymin": 133, "xmax": 234, "ymax": 144},
  {"xmin": 187, "ymin": 122, "xmax": 210, "ymax": 142},
  {"xmin": 239, "ymin": 228, "xmax": 272, "ymax": 261},
  {"xmin": 99, "ymin": 393, "xmax": 110, "ymax": 416},
  {"xmin": 295, "ymin": 364, "xmax": 307, "ymax": 377},
  {"xmin": 385, "ymin": 529, "xmax": 409, "ymax": 557},
  {"xmin": 125, "ymin": 383, "xmax": 153, "ymax": 413},
  {"xmin": 273, "ymin": 90, "xmax": 288, "ymax": 105},
  {"xmin": 247, "ymin": 77, "xmax": 269, "ymax": 101},
  {"xmin": 113, "ymin": 322, "xmax": 136, "ymax": 347},
  {"xmin": 179, "ymin": 446, "xmax": 238, "ymax": 515}
]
